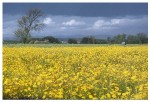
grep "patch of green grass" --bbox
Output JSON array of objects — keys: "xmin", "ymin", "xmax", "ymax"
[{"xmin": 3, "ymin": 44, "xmax": 146, "ymax": 48}]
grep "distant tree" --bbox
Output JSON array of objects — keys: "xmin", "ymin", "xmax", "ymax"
[
  {"xmin": 29, "ymin": 37, "xmax": 43, "ymax": 44},
  {"xmin": 68, "ymin": 38, "xmax": 77, "ymax": 44},
  {"xmin": 90, "ymin": 36, "xmax": 96, "ymax": 44},
  {"xmin": 30, "ymin": 37, "xmax": 43, "ymax": 41},
  {"xmin": 80, "ymin": 37, "xmax": 89, "ymax": 44},
  {"xmin": 114, "ymin": 33, "xmax": 126, "ymax": 44},
  {"xmin": 80, "ymin": 36, "xmax": 96, "ymax": 44},
  {"xmin": 3, "ymin": 40, "xmax": 20, "ymax": 44},
  {"xmin": 127, "ymin": 35, "xmax": 138, "ymax": 44},
  {"xmin": 42, "ymin": 36, "xmax": 60, "ymax": 43},
  {"xmin": 95, "ymin": 39, "xmax": 107, "ymax": 44},
  {"xmin": 107, "ymin": 37, "xmax": 111, "ymax": 44},
  {"xmin": 14, "ymin": 8, "xmax": 45, "ymax": 43},
  {"xmin": 136, "ymin": 33, "xmax": 148, "ymax": 44}
]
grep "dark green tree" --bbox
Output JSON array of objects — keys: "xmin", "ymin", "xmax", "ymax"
[
  {"xmin": 95, "ymin": 39, "xmax": 107, "ymax": 44},
  {"xmin": 80, "ymin": 36, "xmax": 96, "ymax": 44},
  {"xmin": 80, "ymin": 37, "xmax": 89, "ymax": 44},
  {"xmin": 42, "ymin": 36, "xmax": 60, "ymax": 43},
  {"xmin": 137, "ymin": 33, "xmax": 148, "ymax": 44},
  {"xmin": 114, "ymin": 34, "xmax": 126, "ymax": 44},
  {"xmin": 107, "ymin": 37, "xmax": 111, "ymax": 44},
  {"xmin": 68, "ymin": 38, "xmax": 77, "ymax": 44},
  {"xmin": 127, "ymin": 35, "xmax": 138, "ymax": 44}
]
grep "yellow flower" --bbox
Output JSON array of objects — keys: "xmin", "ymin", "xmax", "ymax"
[
  {"xmin": 24, "ymin": 89, "xmax": 28, "ymax": 92},
  {"xmin": 42, "ymin": 95, "xmax": 46, "ymax": 99},
  {"xmin": 106, "ymin": 93, "xmax": 111, "ymax": 98},
  {"xmin": 57, "ymin": 94, "xmax": 63, "ymax": 98},
  {"xmin": 37, "ymin": 82, "xmax": 41, "ymax": 85},
  {"xmin": 131, "ymin": 76, "xmax": 136, "ymax": 80},
  {"xmin": 28, "ymin": 87, "xmax": 31, "ymax": 91},
  {"xmin": 117, "ymin": 92, "xmax": 121, "ymax": 95},
  {"xmin": 93, "ymin": 97, "xmax": 97, "ymax": 100},
  {"xmin": 4, "ymin": 89, "xmax": 10, "ymax": 93},
  {"xmin": 44, "ymin": 92, "xmax": 48, "ymax": 95},
  {"xmin": 122, "ymin": 93, "xmax": 126, "ymax": 96},
  {"xmin": 112, "ymin": 94, "xmax": 117, "ymax": 98},
  {"xmin": 89, "ymin": 95, "xmax": 93, "ymax": 99},
  {"xmin": 33, "ymin": 84, "xmax": 37, "ymax": 88}
]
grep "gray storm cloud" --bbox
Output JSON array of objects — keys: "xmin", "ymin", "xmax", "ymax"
[{"xmin": 3, "ymin": 14, "xmax": 148, "ymax": 39}]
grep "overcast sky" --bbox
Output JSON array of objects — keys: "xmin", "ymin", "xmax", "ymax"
[{"xmin": 3, "ymin": 3, "xmax": 148, "ymax": 39}]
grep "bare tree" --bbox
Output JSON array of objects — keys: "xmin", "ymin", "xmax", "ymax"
[{"xmin": 14, "ymin": 8, "xmax": 45, "ymax": 43}]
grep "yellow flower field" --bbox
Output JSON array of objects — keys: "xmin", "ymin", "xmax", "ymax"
[{"xmin": 3, "ymin": 45, "xmax": 148, "ymax": 99}]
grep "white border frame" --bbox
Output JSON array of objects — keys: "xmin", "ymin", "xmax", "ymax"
[{"xmin": 0, "ymin": 0, "xmax": 149, "ymax": 102}]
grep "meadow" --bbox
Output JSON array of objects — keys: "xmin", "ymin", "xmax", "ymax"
[{"xmin": 3, "ymin": 44, "xmax": 148, "ymax": 99}]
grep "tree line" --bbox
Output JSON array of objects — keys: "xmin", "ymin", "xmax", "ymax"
[
  {"xmin": 79, "ymin": 33, "xmax": 148, "ymax": 44},
  {"xmin": 5, "ymin": 33, "xmax": 147, "ymax": 44}
]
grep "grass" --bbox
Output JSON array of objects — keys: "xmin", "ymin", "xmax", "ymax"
[{"xmin": 3, "ymin": 44, "xmax": 146, "ymax": 48}]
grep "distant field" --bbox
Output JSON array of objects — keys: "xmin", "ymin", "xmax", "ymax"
[
  {"xmin": 3, "ymin": 44, "xmax": 144, "ymax": 48},
  {"xmin": 3, "ymin": 44, "xmax": 148, "ymax": 99}
]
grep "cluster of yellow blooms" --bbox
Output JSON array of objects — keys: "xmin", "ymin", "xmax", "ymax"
[{"xmin": 3, "ymin": 45, "xmax": 148, "ymax": 99}]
